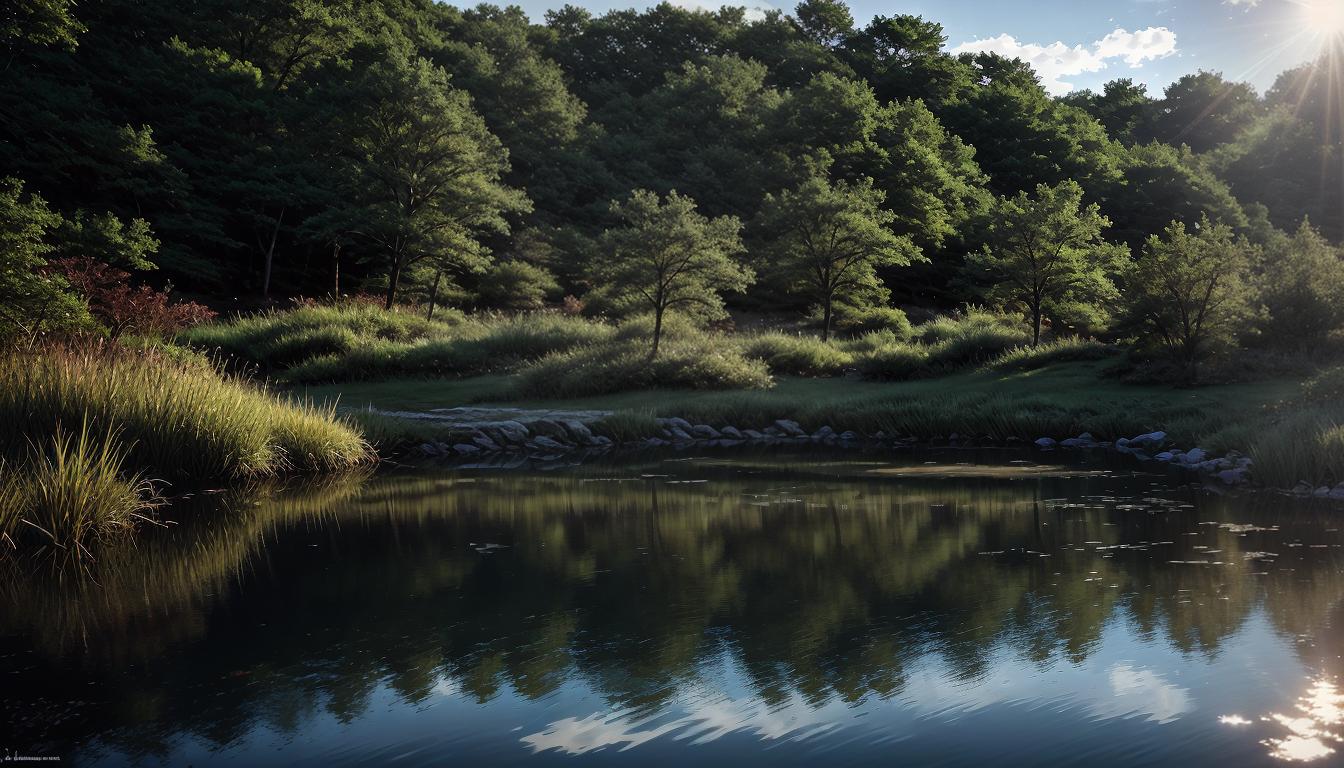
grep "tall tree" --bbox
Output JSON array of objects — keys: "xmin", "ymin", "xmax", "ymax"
[
  {"xmin": 592, "ymin": 190, "xmax": 751, "ymax": 356},
  {"xmin": 1143, "ymin": 71, "xmax": 1263, "ymax": 153},
  {"xmin": 753, "ymin": 171, "xmax": 917, "ymax": 341},
  {"xmin": 321, "ymin": 53, "xmax": 529, "ymax": 309},
  {"xmin": 966, "ymin": 181, "xmax": 1126, "ymax": 345},
  {"xmin": 0, "ymin": 178, "xmax": 86, "ymax": 341},
  {"xmin": 1123, "ymin": 217, "xmax": 1253, "ymax": 381}
]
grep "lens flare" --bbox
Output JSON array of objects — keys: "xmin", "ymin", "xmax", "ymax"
[{"xmin": 1303, "ymin": 0, "xmax": 1344, "ymax": 35}]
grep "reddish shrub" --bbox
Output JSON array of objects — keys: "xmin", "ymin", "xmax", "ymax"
[{"xmin": 48, "ymin": 257, "xmax": 216, "ymax": 339}]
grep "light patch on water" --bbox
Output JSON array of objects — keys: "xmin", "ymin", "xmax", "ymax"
[
  {"xmin": 1262, "ymin": 678, "xmax": 1344, "ymax": 762},
  {"xmin": 1103, "ymin": 664, "xmax": 1192, "ymax": 724},
  {"xmin": 866, "ymin": 465, "xmax": 1110, "ymax": 479},
  {"xmin": 1221, "ymin": 715, "xmax": 1253, "ymax": 726}
]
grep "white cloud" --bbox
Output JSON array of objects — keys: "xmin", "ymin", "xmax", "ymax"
[{"xmin": 949, "ymin": 26, "xmax": 1178, "ymax": 95}]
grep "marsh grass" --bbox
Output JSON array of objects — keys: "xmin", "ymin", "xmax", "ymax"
[
  {"xmin": 0, "ymin": 341, "xmax": 372, "ymax": 484},
  {"xmin": 0, "ymin": 420, "xmax": 158, "ymax": 559}
]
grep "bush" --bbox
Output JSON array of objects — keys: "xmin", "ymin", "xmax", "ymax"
[
  {"xmin": 0, "ymin": 341, "xmax": 371, "ymax": 484},
  {"xmin": 828, "ymin": 304, "xmax": 913, "ymax": 338},
  {"xmin": 857, "ymin": 343, "xmax": 931, "ymax": 381},
  {"xmin": 476, "ymin": 261, "xmax": 561, "ymax": 310},
  {"xmin": 740, "ymin": 332, "xmax": 853, "ymax": 376},
  {"xmin": 916, "ymin": 309, "xmax": 1032, "ymax": 368}
]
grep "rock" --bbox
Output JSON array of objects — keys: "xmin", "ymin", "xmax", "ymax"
[
  {"xmin": 644, "ymin": 437, "xmax": 669, "ymax": 448},
  {"xmin": 1316, "ymin": 486, "xmax": 1332, "ymax": 498},
  {"xmin": 1060, "ymin": 436, "xmax": 1099, "ymax": 448},
  {"xmin": 812, "ymin": 426, "xmax": 835, "ymax": 440},
  {"xmin": 529, "ymin": 419, "xmax": 570, "ymax": 440},
  {"xmin": 1292, "ymin": 482, "xmax": 1315, "ymax": 496},
  {"xmin": 1183, "ymin": 448, "xmax": 1207, "ymax": 464},
  {"xmin": 497, "ymin": 419, "xmax": 532, "ymax": 443},
  {"xmin": 775, "ymin": 419, "xmax": 806, "ymax": 437},
  {"xmin": 561, "ymin": 420, "xmax": 594, "ymax": 444},
  {"xmin": 721, "ymin": 426, "xmax": 744, "ymax": 440},
  {"xmin": 1330, "ymin": 484, "xmax": 1344, "ymax": 500},
  {"xmin": 762, "ymin": 426, "xmax": 782, "ymax": 437},
  {"xmin": 873, "ymin": 431, "xmax": 888, "ymax": 440},
  {"xmin": 690, "ymin": 424, "xmax": 721, "ymax": 439},
  {"xmin": 1218, "ymin": 468, "xmax": 1248, "ymax": 485},
  {"xmin": 472, "ymin": 435, "xmax": 501, "ymax": 452},
  {"xmin": 452, "ymin": 443, "xmax": 482, "ymax": 455},
  {"xmin": 1129, "ymin": 431, "xmax": 1167, "ymax": 448},
  {"xmin": 743, "ymin": 429, "xmax": 765, "ymax": 440},
  {"xmin": 1034, "ymin": 437, "xmax": 1057, "ymax": 449},
  {"xmin": 838, "ymin": 431, "xmax": 859, "ymax": 442},
  {"xmin": 666, "ymin": 417, "xmax": 693, "ymax": 432},
  {"xmin": 419, "ymin": 442, "xmax": 444, "ymax": 456},
  {"xmin": 590, "ymin": 435, "xmax": 613, "ymax": 447},
  {"xmin": 668, "ymin": 427, "xmax": 693, "ymax": 442},
  {"xmin": 1154, "ymin": 451, "xmax": 1175, "ymax": 462},
  {"xmin": 529, "ymin": 436, "xmax": 567, "ymax": 452}
]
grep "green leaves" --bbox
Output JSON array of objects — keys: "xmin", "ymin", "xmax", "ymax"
[
  {"xmin": 966, "ymin": 181, "xmax": 1126, "ymax": 344},
  {"xmin": 754, "ymin": 169, "xmax": 917, "ymax": 340},
  {"xmin": 592, "ymin": 190, "xmax": 752, "ymax": 354},
  {"xmin": 0, "ymin": 179, "xmax": 88, "ymax": 341}
]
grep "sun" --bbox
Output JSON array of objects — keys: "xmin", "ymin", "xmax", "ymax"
[{"xmin": 1302, "ymin": 0, "xmax": 1344, "ymax": 35}]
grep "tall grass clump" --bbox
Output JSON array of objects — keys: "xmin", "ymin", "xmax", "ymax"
[
  {"xmin": 516, "ymin": 315, "xmax": 772, "ymax": 398},
  {"xmin": 0, "ymin": 342, "xmax": 371, "ymax": 484},
  {"xmin": 0, "ymin": 421, "xmax": 158, "ymax": 557},
  {"xmin": 987, "ymin": 338, "xmax": 1116, "ymax": 372},
  {"xmin": 740, "ymin": 332, "xmax": 853, "ymax": 376},
  {"xmin": 857, "ymin": 342, "xmax": 931, "ymax": 381}
]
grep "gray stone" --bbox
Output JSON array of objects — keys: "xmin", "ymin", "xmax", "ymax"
[
  {"xmin": 530, "ymin": 419, "xmax": 569, "ymax": 440},
  {"xmin": 1218, "ymin": 468, "xmax": 1248, "ymax": 485},
  {"xmin": 743, "ymin": 429, "xmax": 765, "ymax": 439},
  {"xmin": 1330, "ymin": 485, "xmax": 1344, "ymax": 500},
  {"xmin": 493, "ymin": 421, "xmax": 531, "ymax": 443},
  {"xmin": 762, "ymin": 426, "xmax": 782, "ymax": 437},
  {"xmin": 1316, "ymin": 486, "xmax": 1332, "ymax": 498},
  {"xmin": 812, "ymin": 426, "xmax": 836, "ymax": 440},
  {"xmin": 529, "ymin": 435, "xmax": 567, "ymax": 451},
  {"xmin": 1129, "ymin": 431, "xmax": 1167, "ymax": 447},
  {"xmin": 668, "ymin": 427, "xmax": 693, "ymax": 442},
  {"xmin": 452, "ymin": 443, "xmax": 482, "ymax": 455},
  {"xmin": 1183, "ymin": 448, "xmax": 1207, "ymax": 464},
  {"xmin": 690, "ymin": 424, "xmax": 721, "ymax": 439},
  {"xmin": 1292, "ymin": 482, "xmax": 1315, "ymax": 496},
  {"xmin": 775, "ymin": 419, "xmax": 806, "ymax": 437},
  {"xmin": 644, "ymin": 437, "xmax": 669, "ymax": 448},
  {"xmin": 666, "ymin": 417, "xmax": 693, "ymax": 432},
  {"xmin": 1034, "ymin": 437, "xmax": 1057, "ymax": 449},
  {"xmin": 561, "ymin": 419, "xmax": 594, "ymax": 443},
  {"xmin": 590, "ymin": 435, "xmax": 613, "ymax": 447},
  {"xmin": 1154, "ymin": 451, "xmax": 1175, "ymax": 462},
  {"xmin": 721, "ymin": 426, "xmax": 744, "ymax": 439},
  {"xmin": 472, "ymin": 435, "xmax": 501, "ymax": 452},
  {"xmin": 838, "ymin": 431, "xmax": 859, "ymax": 442}
]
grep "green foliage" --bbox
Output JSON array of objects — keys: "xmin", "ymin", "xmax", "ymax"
[
  {"xmin": 476, "ymin": 260, "xmax": 561, "ymax": 311},
  {"xmin": 0, "ymin": 178, "xmax": 88, "ymax": 341},
  {"xmin": 1255, "ymin": 221, "xmax": 1344, "ymax": 351},
  {"xmin": 827, "ymin": 302, "xmax": 913, "ymax": 337},
  {"xmin": 965, "ymin": 181, "xmax": 1126, "ymax": 344},
  {"xmin": 591, "ymin": 190, "xmax": 752, "ymax": 356},
  {"xmin": 856, "ymin": 342, "xmax": 930, "ymax": 381},
  {"xmin": 1123, "ymin": 217, "xmax": 1254, "ymax": 381},
  {"xmin": 987, "ymin": 338, "xmax": 1117, "ymax": 372},
  {"xmin": 1143, "ymin": 71, "xmax": 1263, "ymax": 153},
  {"xmin": 754, "ymin": 171, "xmax": 917, "ymax": 340},
  {"xmin": 741, "ymin": 332, "xmax": 853, "ymax": 376}
]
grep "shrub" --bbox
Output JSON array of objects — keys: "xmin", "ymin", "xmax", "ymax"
[
  {"xmin": 916, "ymin": 309, "xmax": 1032, "ymax": 368},
  {"xmin": 0, "ymin": 341, "xmax": 371, "ymax": 484},
  {"xmin": 828, "ymin": 304, "xmax": 913, "ymax": 338},
  {"xmin": 50, "ymin": 256, "xmax": 215, "ymax": 339},
  {"xmin": 857, "ymin": 343, "xmax": 931, "ymax": 381},
  {"xmin": 476, "ymin": 261, "xmax": 561, "ymax": 310},
  {"xmin": 740, "ymin": 332, "xmax": 853, "ymax": 376}
]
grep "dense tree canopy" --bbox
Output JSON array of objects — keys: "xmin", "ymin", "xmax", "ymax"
[{"xmin": 0, "ymin": 0, "xmax": 1338, "ymax": 327}]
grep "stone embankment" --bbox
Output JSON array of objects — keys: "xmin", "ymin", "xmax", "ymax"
[{"xmin": 391, "ymin": 407, "xmax": 1266, "ymax": 488}]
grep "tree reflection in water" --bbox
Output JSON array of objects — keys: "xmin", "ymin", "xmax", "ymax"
[{"xmin": 2, "ymin": 450, "xmax": 1343, "ymax": 765}]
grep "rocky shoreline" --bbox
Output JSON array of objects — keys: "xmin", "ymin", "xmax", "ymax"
[{"xmin": 393, "ymin": 407, "xmax": 1287, "ymax": 490}]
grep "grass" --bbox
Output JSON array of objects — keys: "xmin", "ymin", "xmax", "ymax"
[{"xmin": 0, "ymin": 341, "xmax": 372, "ymax": 485}]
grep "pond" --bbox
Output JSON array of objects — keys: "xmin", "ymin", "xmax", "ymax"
[{"xmin": 4, "ymin": 448, "xmax": 1344, "ymax": 766}]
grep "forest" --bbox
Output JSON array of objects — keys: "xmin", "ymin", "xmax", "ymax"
[{"xmin": 4, "ymin": 0, "xmax": 1343, "ymax": 362}]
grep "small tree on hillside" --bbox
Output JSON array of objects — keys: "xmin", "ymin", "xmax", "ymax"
[
  {"xmin": 754, "ymin": 172, "xmax": 918, "ymax": 342},
  {"xmin": 1125, "ymin": 217, "xmax": 1253, "ymax": 382},
  {"xmin": 966, "ymin": 181, "xmax": 1126, "ymax": 345},
  {"xmin": 592, "ymin": 190, "xmax": 752, "ymax": 357}
]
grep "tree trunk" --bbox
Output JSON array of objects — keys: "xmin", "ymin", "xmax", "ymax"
[
  {"xmin": 426, "ymin": 269, "xmax": 442, "ymax": 321},
  {"xmin": 821, "ymin": 295, "xmax": 833, "ymax": 343},
  {"xmin": 1031, "ymin": 306, "xmax": 1042, "ymax": 346},
  {"xmin": 261, "ymin": 207, "xmax": 285, "ymax": 298},
  {"xmin": 384, "ymin": 256, "xmax": 402, "ymax": 311},
  {"xmin": 330, "ymin": 242, "xmax": 341, "ymax": 298},
  {"xmin": 652, "ymin": 305, "xmax": 664, "ymax": 358}
]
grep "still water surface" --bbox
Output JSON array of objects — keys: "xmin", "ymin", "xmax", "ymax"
[{"xmin": 4, "ymin": 449, "xmax": 1344, "ymax": 766}]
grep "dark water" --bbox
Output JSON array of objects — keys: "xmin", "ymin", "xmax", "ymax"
[{"xmin": 5, "ymin": 449, "xmax": 1344, "ymax": 766}]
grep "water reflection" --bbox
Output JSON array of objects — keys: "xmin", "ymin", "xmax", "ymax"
[
  {"xmin": 1, "ymin": 450, "xmax": 1343, "ymax": 766},
  {"xmin": 1263, "ymin": 678, "xmax": 1344, "ymax": 762}
]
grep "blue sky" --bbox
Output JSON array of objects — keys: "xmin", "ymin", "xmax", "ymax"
[{"xmin": 505, "ymin": 0, "xmax": 1341, "ymax": 97}]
